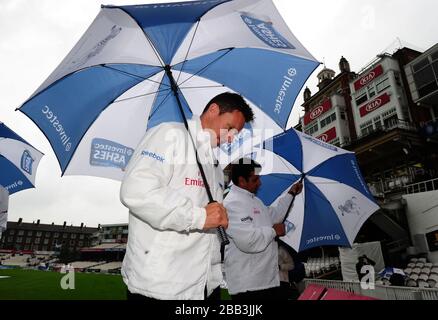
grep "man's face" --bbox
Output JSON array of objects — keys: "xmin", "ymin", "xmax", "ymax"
[
  {"xmin": 202, "ymin": 103, "xmax": 246, "ymax": 147},
  {"xmin": 239, "ymin": 170, "xmax": 261, "ymax": 194}
]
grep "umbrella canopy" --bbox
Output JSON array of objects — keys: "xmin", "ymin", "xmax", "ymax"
[
  {"xmin": 251, "ymin": 128, "xmax": 380, "ymax": 252},
  {"xmin": 378, "ymin": 267, "xmax": 406, "ymax": 280},
  {"xmin": 0, "ymin": 122, "xmax": 43, "ymax": 195},
  {"xmin": 18, "ymin": 0, "xmax": 318, "ymax": 180}
]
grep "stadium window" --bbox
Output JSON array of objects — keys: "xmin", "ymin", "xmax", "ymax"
[
  {"xmin": 71, "ymin": 234, "xmax": 77, "ymax": 239},
  {"xmin": 376, "ymin": 77, "xmax": 390, "ymax": 93},
  {"xmin": 8, "ymin": 236, "xmax": 13, "ymax": 242},
  {"xmin": 384, "ymin": 115, "xmax": 399, "ymax": 128},
  {"xmin": 79, "ymin": 234, "xmax": 84, "ymax": 240},
  {"xmin": 25, "ymin": 237, "xmax": 32, "ymax": 244},
  {"xmin": 63, "ymin": 233, "xmax": 68, "ymax": 239},
  {"xmin": 54, "ymin": 233, "xmax": 59, "ymax": 238},
  {"xmin": 361, "ymin": 125, "xmax": 374, "ymax": 136},
  {"xmin": 10, "ymin": 230, "xmax": 15, "ymax": 235},
  {"xmin": 18, "ymin": 230, "xmax": 24, "ymax": 236},
  {"xmin": 36, "ymin": 232, "xmax": 42, "ymax": 237},
  {"xmin": 35, "ymin": 238, "xmax": 41, "ymax": 244},
  {"xmin": 27, "ymin": 231, "xmax": 33, "ymax": 236},
  {"xmin": 355, "ymin": 92, "xmax": 368, "ymax": 106},
  {"xmin": 44, "ymin": 239, "xmax": 49, "ymax": 245},
  {"xmin": 17, "ymin": 237, "xmax": 23, "ymax": 243},
  {"xmin": 368, "ymin": 85, "xmax": 376, "ymax": 98}
]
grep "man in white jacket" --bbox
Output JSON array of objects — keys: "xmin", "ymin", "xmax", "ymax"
[
  {"xmin": 224, "ymin": 159, "xmax": 302, "ymax": 300},
  {"xmin": 120, "ymin": 93, "xmax": 254, "ymax": 300}
]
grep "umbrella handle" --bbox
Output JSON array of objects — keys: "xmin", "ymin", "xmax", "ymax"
[
  {"xmin": 282, "ymin": 194, "xmax": 297, "ymax": 224},
  {"xmin": 209, "ymin": 201, "xmax": 230, "ymax": 246},
  {"xmin": 282, "ymin": 177, "xmax": 305, "ymax": 224}
]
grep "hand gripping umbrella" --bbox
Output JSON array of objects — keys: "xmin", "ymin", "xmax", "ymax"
[
  {"xmin": 0, "ymin": 122, "xmax": 43, "ymax": 195},
  {"xmin": 18, "ymin": 0, "xmax": 318, "ymax": 247},
  {"xmin": 251, "ymin": 128, "xmax": 380, "ymax": 252}
]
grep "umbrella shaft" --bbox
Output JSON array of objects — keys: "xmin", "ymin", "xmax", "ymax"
[{"xmin": 164, "ymin": 66, "xmax": 229, "ymax": 248}]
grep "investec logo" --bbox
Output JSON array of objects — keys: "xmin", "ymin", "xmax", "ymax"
[
  {"xmin": 365, "ymin": 98, "xmax": 382, "ymax": 112},
  {"xmin": 21, "ymin": 150, "xmax": 34, "ymax": 175},
  {"xmin": 90, "ymin": 138, "xmax": 134, "ymax": 170},
  {"xmin": 220, "ymin": 129, "xmax": 251, "ymax": 155},
  {"xmin": 5, "ymin": 180, "xmax": 23, "ymax": 192},
  {"xmin": 140, "ymin": 0, "xmax": 222, "ymax": 9},
  {"xmin": 41, "ymin": 106, "xmax": 72, "ymax": 152},
  {"xmin": 310, "ymin": 106, "xmax": 324, "ymax": 120},
  {"xmin": 241, "ymin": 15, "xmax": 295, "ymax": 49},
  {"xmin": 303, "ymin": 135, "xmax": 338, "ymax": 152},
  {"xmin": 307, "ymin": 234, "xmax": 341, "ymax": 246},
  {"xmin": 274, "ymin": 68, "xmax": 297, "ymax": 114}
]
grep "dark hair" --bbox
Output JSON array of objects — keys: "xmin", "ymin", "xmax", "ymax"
[
  {"xmin": 202, "ymin": 92, "xmax": 254, "ymax": 123},
  {"xmin": 231, "ymin": 158, "xmax": 261, "ymax": 185}
]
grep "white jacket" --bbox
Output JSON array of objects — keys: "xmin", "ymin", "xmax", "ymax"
[
  {"xmin": 120, "ymin": 117, "xmax": 224, "ymax": 300},
  {"xmin": 223, "ymin": 185, "xmax": 293, "ymax": 295}
]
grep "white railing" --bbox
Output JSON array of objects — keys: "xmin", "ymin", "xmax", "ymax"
[
  {"xmin": 406, "ymin": 178, "xmax": 438, "ymax": 194},
  {"xmin": 303, "ymin": 279, "xmax": 438, "ymax": 300}
]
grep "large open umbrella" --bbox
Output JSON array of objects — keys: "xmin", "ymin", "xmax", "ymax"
[
  {"xmin": 18, "ymin": 0, "xmax": 318, "ymax": 179},
  {"xmin": 0, "ymin": 122, "xmax": 43, "ymax": 195},
  {"xmin": 251, "ymin": 128, "xmax": 380, "ymax": 252},
  {"xmin": 17, "ymin": 0, "xmax": 318, "ymax": 245}
]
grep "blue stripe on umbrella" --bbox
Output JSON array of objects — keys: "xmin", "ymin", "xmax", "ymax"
[
  {"xmin": 174, "ymin": 48, "xmax": 319, "ymax": 129},
  {"xmin": 262, "ymin": 129, "xmax": 303, "ymax": 173},
  {"xmin": 299, "ymin": 180, "xmax": 350, "ymax": 251},
  {"xmin": 147, "ymin": 77, "xmax": 193, "ymax": 130},
  {"xmin": 0, "ymin": 156, "xmax": 34, "ymax": 195},
  {"xmin": 0, "ymin": 124, "xmax": 28, "ymax": 145},
  {"xmin": 20, "ymin": 64, "xmax": 161, "ymax": 172},
  {"xmin": 118, "ymin": 0, "xmax": 231, "ymax": 65},
  {"xmin": 257, "ymin": 173, "xmax": 301, "ymax": 206},
  {"xmin": 308, "ymin": 153, "xmax": 376, "ymax": 203}
]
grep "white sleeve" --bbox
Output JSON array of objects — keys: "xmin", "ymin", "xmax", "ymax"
[
  {"xmin": 268, "ymin": 190, "xmax": 294, "ymax": 224},
  {"xmin": 120, "ymin": 125, "xmax": 206, "ymax": 232},
  {"xmin": 225, "ymin": 199, "xmax": 276, "ymax": 254}
]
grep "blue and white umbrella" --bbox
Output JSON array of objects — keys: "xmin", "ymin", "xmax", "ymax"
[
  {"xmin": 251, "ymin": 128, "xmax": 380, "ymax": 252},
  {"xmin": 0, "ymin": 122, "xmax": 43, "ymax": 195},
  {"xmin": 378, "ymin": 267, "xmax": 406, "ymax": 280},
  {"xmin": 18, "ymin": 0, "xmax": 318, "ymax": 180}
]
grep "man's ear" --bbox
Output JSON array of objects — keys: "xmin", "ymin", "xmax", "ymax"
[
  {"xmin": 238, "ymin": 176, "xmax": 246, "ymax": 188},
  {"xmin": 208, "ymin": 103, "xmax": 220, "ymax": 116}
]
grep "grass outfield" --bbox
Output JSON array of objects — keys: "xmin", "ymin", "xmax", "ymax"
[
  {"xmin": 0, "ymin": 268, "xmax": 231, "ymax": 300},
  {"xmin": 0, "ymin": 268, "xmax": 126, "ymax": 300}
]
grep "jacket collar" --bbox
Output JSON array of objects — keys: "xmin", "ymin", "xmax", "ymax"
[{"xmin": 231, "ymin": 184, "xmax": 255, "ymax": 198}]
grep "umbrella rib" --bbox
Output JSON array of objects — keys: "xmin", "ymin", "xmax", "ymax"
[
  {"xmin": 306, "ymin": 154, "xmax": 350, "ymax": 177},
  {"xmin": 175, "ymin": 20, "xmax": 200, "ymax": 85},
  {"xmin": 179, "ymin": 85, "xmax": 225, "ymax": 90},
  {"xmin": 113, "ymin": 88, "xmax": 171, "ymax": 104},
  {"xmin": 147, "ymin": 90, "xmax": 174, "ymax": 120},
  {"xmin": 268, "ymin": 173, "xmax": 300, "ymax": 182},
  {"xmin": 176, "ymin": 48, "xmax": 233, "ymax": 87},
  {"xmin": 102, "ymin": 65, "xmax": 168, "ymax": 87}
]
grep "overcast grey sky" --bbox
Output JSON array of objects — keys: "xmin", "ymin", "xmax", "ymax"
[{"xmin": 1, "ymin": 0, "xmax": 438, "ymax": 228}]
